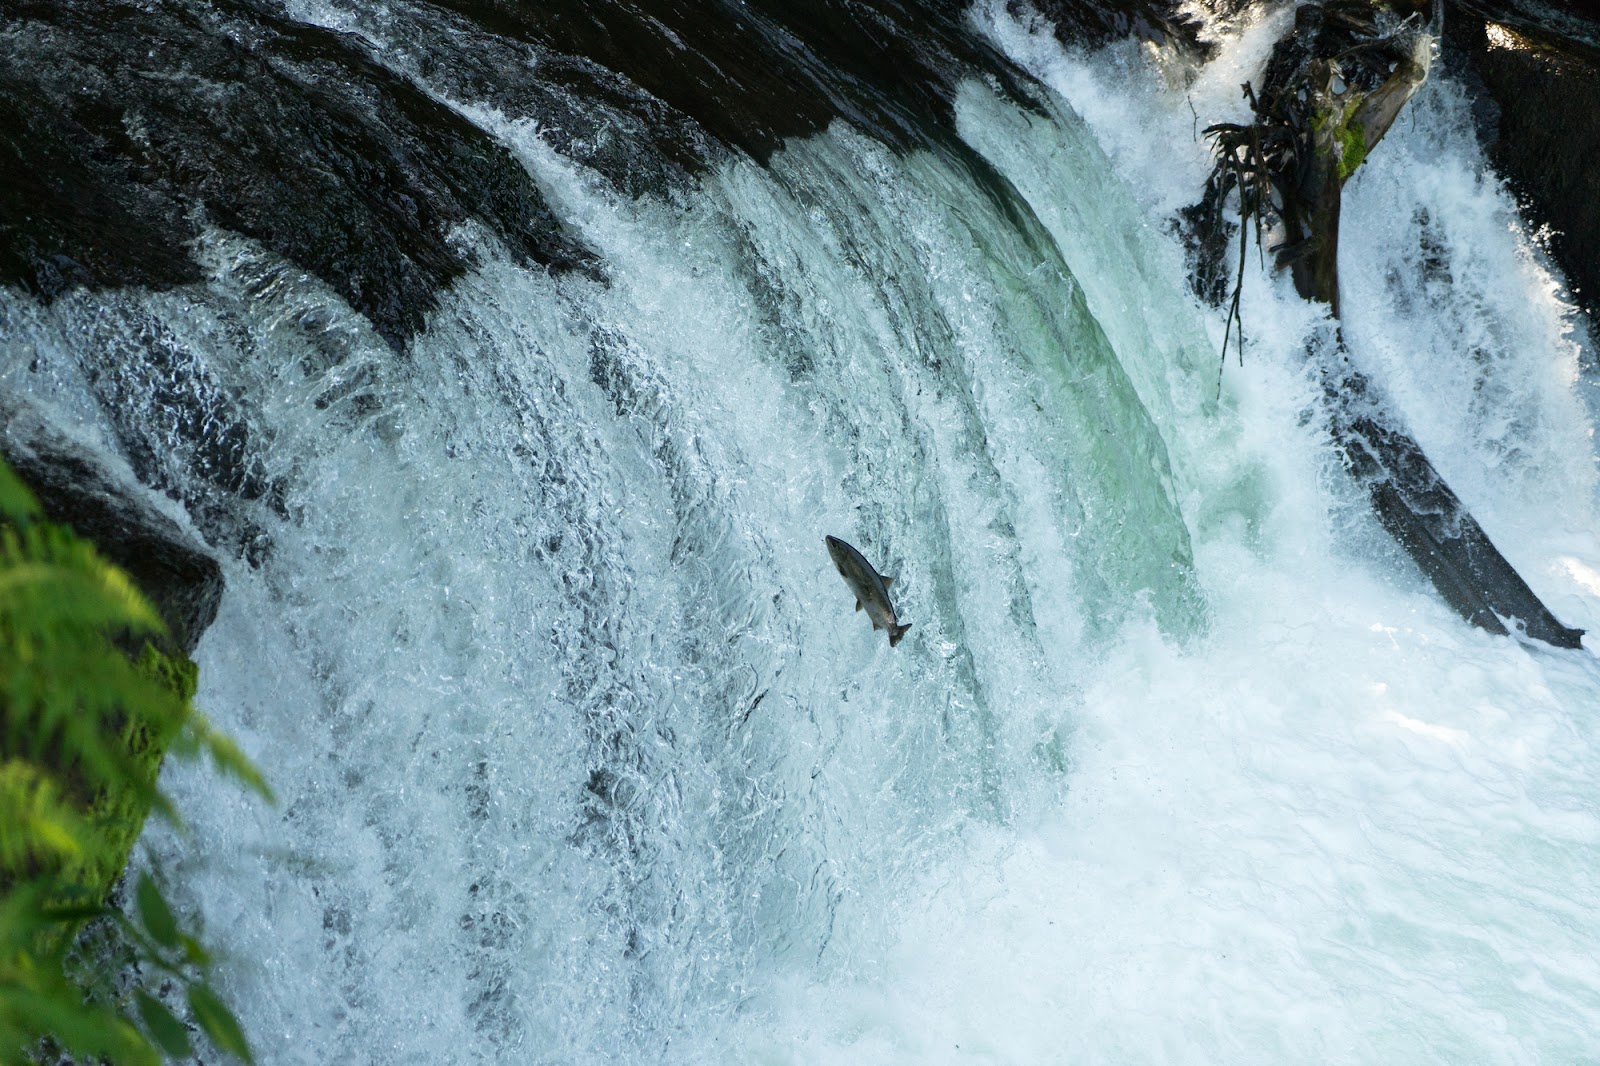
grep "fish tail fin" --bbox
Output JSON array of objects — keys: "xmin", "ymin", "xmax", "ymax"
[{"xmin": 889, "ymin": 622, "xmax": 911, "ymax": 648}]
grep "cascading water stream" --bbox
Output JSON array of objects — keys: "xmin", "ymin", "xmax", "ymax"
[{"xmin": 3, "ymin": 0, "xmax": 1600, "ymax": 1061}]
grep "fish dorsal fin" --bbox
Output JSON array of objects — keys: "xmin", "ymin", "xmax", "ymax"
[
  {"xmin": 881, "ymin": 576, "xmax": 894, "ymax": 589},
  {"xmin": 854, "ymin": 599, "xmax": 863, "ymax": 612}
]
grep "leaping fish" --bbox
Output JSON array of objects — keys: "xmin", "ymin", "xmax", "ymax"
[{"xmin": 826, "ymin": 535, "xmax": 911, "ymax": 648}]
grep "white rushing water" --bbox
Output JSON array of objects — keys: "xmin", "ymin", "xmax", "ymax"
[{"xmin": 5, "ymin": 1, "xmax": 1600, "ymax": 1061}]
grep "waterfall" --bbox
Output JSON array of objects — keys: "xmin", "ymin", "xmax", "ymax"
[{"xmin": 4, "ymin": 0, "xmax": 1600, "ymax": 1061}]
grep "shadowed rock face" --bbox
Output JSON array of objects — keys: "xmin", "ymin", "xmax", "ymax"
[
  {"xmin": 2, "ymin": 402, "xmax": 224, "ymax": 656},
  {"xmin": 0, "ymin": 0, "xmax": 597, "ymax": 351},
  {"xmin": 0, "ymin": 0, "xmax": 1054, "ymax": 351},
  {"xmin": 420, "ymin": 0, "xmax": 1038, "ymax": 163},
  {"xmin": 1011, "ymin": 0, "xmax": 1221, "ymax": 53},
  {"xmin": 1443, "ymin": 3, "xmax": 1600, "ymax": 346}
]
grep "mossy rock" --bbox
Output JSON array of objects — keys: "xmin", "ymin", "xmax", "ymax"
[
  {"xmin": 62, "ymin": 643, "xmax": 198, "ymax": 906},
  {"xmin": 2, "ymin": 640, "xmax": 197, "ymax": 971},
  {"xmin": 1310, "ymin": 102, "xmax": 1369, "ymax": 183},
  {"xmin": 1335, "ymin": 120, "xmax": 1367, "ymax": 181}
]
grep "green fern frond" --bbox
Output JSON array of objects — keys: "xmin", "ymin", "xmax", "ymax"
[
  {"xmin": 0, "ymin": 523, "xmax": 164, "ymax": 637},
  {"xmin": 0, "ymin": 465, "xmax": 40, "ymax": 525},
  {"xmin": 0, "ymin": 761, "xmax": 89, "ymax": 873},
  {"xmin": 0, "ymin": 451, "xmax": 265, "ymax": 1064}
]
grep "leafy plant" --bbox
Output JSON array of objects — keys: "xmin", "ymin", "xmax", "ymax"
[{"xmin": 0, "ymin": 454, "xmax": 270, "ymax": 1063}]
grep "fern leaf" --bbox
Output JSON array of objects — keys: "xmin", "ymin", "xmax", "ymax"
[
  {"xmin": 0, "ymin": 760, "xmax": 89, "ymax": 873},
  {"xmin": 0, "ymin": 463, "xmax": 39, "ymax": 523}
]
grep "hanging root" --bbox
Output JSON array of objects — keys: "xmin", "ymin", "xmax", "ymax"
[
  {"xmin": 1184, "ymin": 1, "xmax": 1442, "ymax": 393},
  {"xmin": 1197, "ymin": 86, "xmax": 1292, "ymax": 390}
]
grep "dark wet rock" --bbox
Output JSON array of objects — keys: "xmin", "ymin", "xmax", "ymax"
[
  {"xmin": 0, "ymin": 0, "xmax": 596, "ymax": 351},
  {"xmin": 1, "ymin": 400, "xmax": 224, "ymax": 655},
  {"xmin": 1328, "ymin": 360, "xmax": 1584, "ymax": 649},
  {"xmin": 0, "ymin": 0, "xmax": 1060, "ymax": 346},
  {"xmin": 1013, "ymin": 0, "xmax": 1220, "ymax": 53},
  {"xmin": 1443, "ymin": 3, "xmax": 1600, "ymax": 342},
  {"xmin": 1452, "ymin": 0, "xmax": 1600, "ymax": 53},
  {"xmin": 424, "ymin": 0, "xmax": 1045, "ymax": 165},
  {"xmin": 305, "ymin": 0, "xmax": 717, "ymax": 202}
]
